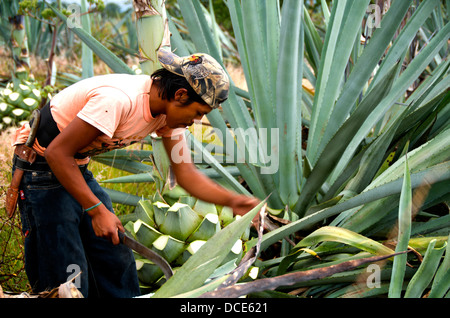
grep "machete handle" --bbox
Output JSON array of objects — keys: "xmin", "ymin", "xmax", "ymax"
[
  {"xmin": 118, "ymin": 230, "xmax": 125, "ymax": 244},
  {"xmin": 26, "ymin": 109, "xmax": 41, "ymax": 147}
]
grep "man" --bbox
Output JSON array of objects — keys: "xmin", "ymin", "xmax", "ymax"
[{"xmin": 9, "ymin": 49, "xmax": 259, "ymax": 297}]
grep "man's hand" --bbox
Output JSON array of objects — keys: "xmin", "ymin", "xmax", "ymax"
[
  {"xmin": 229, "ymin": 195, "xmax": 261, "ymax": 225},
  {"xmin": 88, "ymin": 204, "xmax": 124, "ymax": 245}
]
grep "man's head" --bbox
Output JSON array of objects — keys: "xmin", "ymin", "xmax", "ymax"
[{"xmin": 156, "ymin": 49, "xmax": 230, "ymax": 109}]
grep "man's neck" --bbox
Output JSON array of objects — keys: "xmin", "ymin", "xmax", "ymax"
[{"xmin": 148, "ymin": 80, "xmax": 166, "ymax": 116}]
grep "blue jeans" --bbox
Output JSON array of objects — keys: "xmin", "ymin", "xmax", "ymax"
[{"xmin": 14, "ymin": 165, "xmax": 141, "ymax": 298}]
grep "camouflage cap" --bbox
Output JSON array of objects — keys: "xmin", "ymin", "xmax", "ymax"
[{"xmin": 158, "ymin": 49, "xmax": 230, "ymax": 109}]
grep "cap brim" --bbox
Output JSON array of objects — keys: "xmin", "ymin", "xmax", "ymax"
[{"xmin": 158, "ymin": 49, "xmax": 184, "ymax": 77}]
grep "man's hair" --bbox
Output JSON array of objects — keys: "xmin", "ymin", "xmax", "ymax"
[{"xmin": 151, "ymin": 68, "xmax": 208, "ymax": 106}]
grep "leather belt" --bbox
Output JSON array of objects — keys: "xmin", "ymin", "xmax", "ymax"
[
  {"xmin": 13, "ymin": 153, "xmax": 50, "ymax": 171},
  {"xmin": 13, "ymin": 154, "xmax": 88, "ymax": 173}
]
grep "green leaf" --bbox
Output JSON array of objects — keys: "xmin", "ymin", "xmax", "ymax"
[
  {"xmin": 389, "ymin": 154, "xmax": 412, "ymax": 298},
  {"xmin": 80, "ymin": 0, "xmax": 94, "ymax": 78},
  {"xmin": 102, "ymin": 187, "xmax": 141, "ymax": 206},
  {"xmin": 428, "ymin": 236, "xmax": 450, "ymax": 298},
  {"xmin": 276, "ymin": 0, "xmax": 303, "ymax": 206},
  {"xmin": 295, "ymin": 226, "xmax": 395, "ymax": 256},
  {"xmin": 404, "ymin": 239, "xmax": 447, "ymax": 298}
]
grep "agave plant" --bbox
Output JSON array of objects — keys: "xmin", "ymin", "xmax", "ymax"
[{"xmin": 149, "ymin": 0, "xmax": 450, "ymax": 298}]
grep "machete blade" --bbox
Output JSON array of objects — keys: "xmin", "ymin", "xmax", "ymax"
[{"xmin": 118, "ymin": 231, "xmax": 174, "ymax": 280}]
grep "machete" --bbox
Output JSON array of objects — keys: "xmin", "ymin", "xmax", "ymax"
[{"xmin": 118, "ymin": 231, "xmax": 173, "ymax": 280}]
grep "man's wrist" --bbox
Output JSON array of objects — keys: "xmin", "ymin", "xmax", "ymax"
[{"xmin": 85, "ymin": 201, "xmax": 102, "ymax": 212}]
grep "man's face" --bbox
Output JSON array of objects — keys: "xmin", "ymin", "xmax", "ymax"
[{"xmin": 166, "ymin": 100, "xmax": 212, "ymax": 129}]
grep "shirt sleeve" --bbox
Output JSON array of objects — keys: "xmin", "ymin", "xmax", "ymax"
[{"xmin": 77, "ymin": 87, "xmax": 131, "ymax": 138}]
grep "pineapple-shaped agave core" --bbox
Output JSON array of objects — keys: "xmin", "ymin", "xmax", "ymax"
[
  {"xmin": 0, "ymin": 80, "xmax": 41, "ymax": 130},
  {"xmin": 126, "ymin": 185, "xmax": 249, "ymax": 290}
]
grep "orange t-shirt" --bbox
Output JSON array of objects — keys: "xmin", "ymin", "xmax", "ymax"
[{"xmin": 13, "ymin": 74, "xmax": 184, "ymax": 164}]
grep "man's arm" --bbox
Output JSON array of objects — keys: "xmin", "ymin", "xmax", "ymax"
[
  {"xmin": 44, "ymin": 117, "xmax": 124, "ymax": 245},
  {"xmin": 162, "ymin": 134, "xmax": 260, "ymax": 217}
]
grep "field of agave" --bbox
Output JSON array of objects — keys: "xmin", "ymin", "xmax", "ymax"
[{"xmin": 1, "ymin": 0, "xmax": 449, "ymax": 298}]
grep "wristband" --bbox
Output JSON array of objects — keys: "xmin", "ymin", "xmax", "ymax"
[{"xmin": 85, "ymin": 202, "xmax": 102, "ymax": 212}]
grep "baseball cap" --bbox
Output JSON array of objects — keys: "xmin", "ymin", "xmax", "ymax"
[{"xmin": 158, "ymin": 49, "xmax": 230, "ymax": 109}]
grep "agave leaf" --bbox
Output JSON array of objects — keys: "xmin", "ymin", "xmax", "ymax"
[
  {"xmin": 303, "ymin": 5, "xmax": 323, "ymax": 73},
  {"xmin": 94, "ymin": 149, "xmax": 153, "ymax": 161},
  {"xmin": 428, "ymin": 236, "xmax": 450, "ymax": 298},
  {"xmin": 389, "ymin": 155, "xmax": 412, "ymax": 298},
  {"xmin": 80, "ymin": 0, "xmax": 93, "ymax": 78},
  {"xmin": 187, "ymin": 132, "xmax": 250, "ymax": 195},
  {"xmin": 92, "ymin": 157, "xmax": 152, "ymax": 174},
  {"xmin": 172, "ymin": 275, "xmax": 230, "ymax": 298},
  {"xmin": 101, "ymin": 187, "xmax": 141, "ymax": 206},
  {"xmin": 295, "ymin": 226, "xmax": 395, "ymax": 256},
  {"xmin": 101, "ymin": 173, "xmax": 154, "ymax": 184},
  {"xmin": 404, "ymin": 239, "xmax": 447, "ymax": 298},
  {"xmin": 338, "ymin": 128, "xmax": 450, "ymax": 233},
  {"xmin": 370, "ymin": 0, "xmax": 441, "ymax": 89},
  {"xmin": 276, "ymin": 0, "xmax": 303, "ymax": 207},
  {"xmin": 330, "ymin": 21, "xmax": 450, "ymax": 186},
  {"xmin": 177, "ymin": 0, "xmax": 222, "ymax": 61}
]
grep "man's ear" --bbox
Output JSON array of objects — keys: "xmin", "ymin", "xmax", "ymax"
[{"xmin": 174, "ymin": 88, "xmax": 189, "ymax": 104}]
